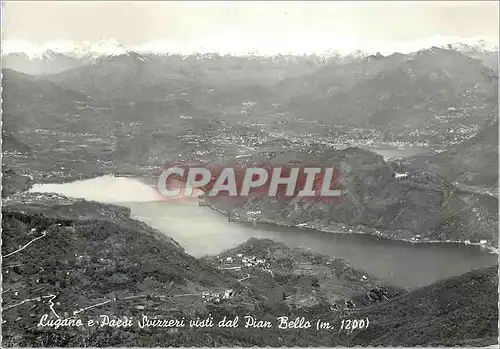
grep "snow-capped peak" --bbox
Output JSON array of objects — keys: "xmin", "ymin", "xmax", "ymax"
[
  {"xmin": 444, "ymin": 39, "xmax": 499, "ymax": 53},
  {"xmin": 2, "ymin": 36, "xmax": 498, "ymax": 61},
  {"xmin": 71, "ymin": 38, "xmax": 128, "ymax": 60},
  {"xmin": 2, "ymin": 38, "xmax": 128, "ymax": 60}
]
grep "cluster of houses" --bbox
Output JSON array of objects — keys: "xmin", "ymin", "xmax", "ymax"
[
  {"xmin": 217, "ymin": 254, "xmax": 274, "ymax": 278},
  {"xmin": 238, "ymin": 254, "xmax": 267, "ymax": 267},
  {"xmin": 221, "ymin": 254, "xmax": 268, "ymax": 268},
  {"xmin": 211, "ymin": 251, "xmax": 278, "ymax": 283},
  {"xmin": 201, "ymin": 289, "xmax": 235, "ymax": 304}
]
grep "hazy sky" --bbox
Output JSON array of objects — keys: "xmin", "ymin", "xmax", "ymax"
[{"xmin": 2, "ymin": 1, "xmax": 499, "ymax": 54}]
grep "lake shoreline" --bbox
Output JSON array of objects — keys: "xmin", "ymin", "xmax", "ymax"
[
  {"xmin": 24, "ymin": 173, "xmax": 498, "ymax": 256},
  {"xmin": 26, "ymin": 175, "xmax": 498, "ymax": 288},
  {"xmin": 203, "ymin": 198, "xmax": 499, "ymax": 255}
]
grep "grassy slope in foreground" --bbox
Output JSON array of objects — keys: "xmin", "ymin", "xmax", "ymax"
[
  {"xmin": 342, "ymin": 265, "xmax": 498, "ymax": 347},
  {"xmin": 1, "ymin": 193, "xmax": 498, "ymax": 346}
]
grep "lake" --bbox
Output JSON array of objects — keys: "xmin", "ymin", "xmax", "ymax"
[{"xmin": 30, "ymin": 175, "xmax": 497, "ymax": 289}]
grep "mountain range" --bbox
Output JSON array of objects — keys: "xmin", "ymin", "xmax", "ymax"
[
  {"xmin": 2, "ymin": 38, "xmax": 498, "ymax": 75},
  {"xmin": 3, "ymin": 43, "xmax": 497, "ymax": 150},
  {"xmin": 2, "ymin": 41, "xmax": 498, "ymax": 244},
  {"xmin": 1, "ymin": 36, "xmax": 498, "ymax": 346}
]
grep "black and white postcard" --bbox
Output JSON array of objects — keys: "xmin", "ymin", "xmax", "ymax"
[{"xmin": 1, "ymin": 1, "xmax": 498, "ymax": 347}]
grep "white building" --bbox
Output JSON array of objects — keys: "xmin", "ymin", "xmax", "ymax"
[
  {"xmin": 223, "ymin": 289, "xmax": 234, "ymax": 299},
  {"xmin": 394, "ymin": 172, "xmax": 408, "ymax": 179}
]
